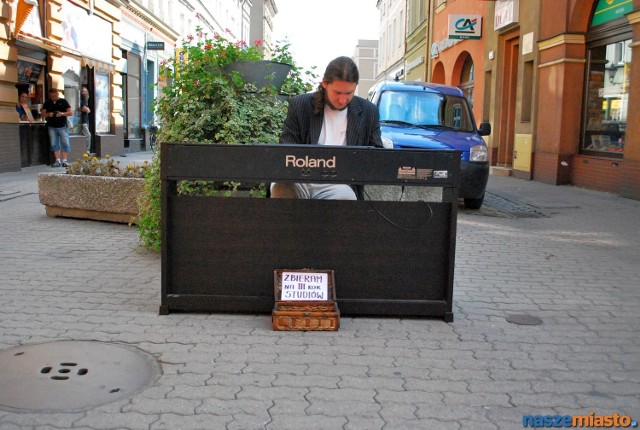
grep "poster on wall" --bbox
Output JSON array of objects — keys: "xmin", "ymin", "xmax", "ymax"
[
  {"xmin": 17, "ymin": 60, "xmax": 43, "ymax": 83},
  {"xmin": 95, "ymin": 74, "xmax": 111, "ymax": 134},
  {"xmin": 61, "ymin": 0, "xmax": 112, "ymax": 63},
  {"xmin": 19, "ymin": 2, "xmax": 43, "ymax": 37}
]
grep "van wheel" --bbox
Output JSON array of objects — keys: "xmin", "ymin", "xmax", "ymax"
[{"xmin": 464, "ymin": 194, "xmax": 484, "ymax": 210}]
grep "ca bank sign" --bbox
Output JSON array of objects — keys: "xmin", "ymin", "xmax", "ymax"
[{"xmin": 448, "ymin": 15, "xmax": 482, "ymax": 40}]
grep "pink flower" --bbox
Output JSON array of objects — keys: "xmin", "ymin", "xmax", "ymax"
[
  {"xmin": 187, "ymin": 34, "xmax": 194, "ymax": 41},
  {"xmin": 197, "ymin": 31, "xmax": 203, "ymax": 39},
  {"xmin": 225, "ymin": 28, "xmax": 232, "ymax": 34},
  {"xmin": 254, "ymin": 39, "xmax": 262, "ymax": 46},
  {"xmin": 195, "ymin": 12, "xmax": 201, "ymax": 19},
  {"xmin": 214, "ymin": 34, "xmax": 220, "ymax": 40}
]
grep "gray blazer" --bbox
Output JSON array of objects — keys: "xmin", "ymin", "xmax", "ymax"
[{"xmin": 280, "ymin": 92, "xmax": 383, "ymax": 148}]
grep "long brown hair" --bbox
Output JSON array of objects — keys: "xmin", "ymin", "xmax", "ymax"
[{"xmin": 312, "ymin": 56, "xmax": 359, "ymax": 114}]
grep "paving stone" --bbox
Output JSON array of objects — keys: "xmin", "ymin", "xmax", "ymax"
[
  {"xmin": 266, "ymin": 415, "xmax": 347, "ymax": 430},
  {"xmin": 74, "ymin": 411, "xmax": 158, "ymax": 429},
  {"xmin": 236, "ymin": 385, "xmax": 309, "ymax": 401},
  {"xmin": 196, "ymin": 398, "xmax": 273, "ymax": 416},
  {"xmin": 150, "ymin": 413, "xmax": 230, "ymax": 430},
  {"xmin": 306, "ymin": 400, "xmax": 381, "ymax": 418},
  {"xmin": 338, "ymin": 375, "xmax": 405, "ymax": 391},
  {"xmin": 272, "ymin": 374, "xmax": 340, "ymax": 389},
  {"xmin": 1, "ymin": 166, "xmax": 639, "ymax": 429}
]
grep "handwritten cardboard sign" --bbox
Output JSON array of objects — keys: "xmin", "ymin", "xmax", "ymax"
[{"xmin": 280, "ymin": 271, "xmax": 329, "ymax": 301}]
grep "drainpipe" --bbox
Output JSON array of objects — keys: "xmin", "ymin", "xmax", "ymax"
[{"xmin": 426, "ymin": 0, "xmax": 434, "ymax": 82}]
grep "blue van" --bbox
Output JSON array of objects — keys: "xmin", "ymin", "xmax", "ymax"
[{"xmin": 368, "ymin": 80, "xmax": 491, "ymax": 209}]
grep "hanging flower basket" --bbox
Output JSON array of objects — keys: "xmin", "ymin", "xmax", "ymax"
[{"xmin": 222, "ymin": 60, "xmax": 292, "ymax": 91}]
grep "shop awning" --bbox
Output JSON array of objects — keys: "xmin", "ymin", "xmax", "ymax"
[
  {"xmin": 15, "ymin": 32, "xmax": 61, "ymax": 54},
  {"xmin": 82, "ymin": 56, "xmax": 116, "ymax": 74}
]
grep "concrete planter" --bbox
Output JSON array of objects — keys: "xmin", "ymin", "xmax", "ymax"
[{"xmin": 38, "ymin": 173, "xmax": 144, "ymax": 224}]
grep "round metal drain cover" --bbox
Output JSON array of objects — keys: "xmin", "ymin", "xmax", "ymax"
[
  {"xmin": 506, "ymin": 314, "xmax": 543, "ymax": 325},
  {"xmin": 0, "ymin": 341, "xmax": 160, "ymax": 413}
]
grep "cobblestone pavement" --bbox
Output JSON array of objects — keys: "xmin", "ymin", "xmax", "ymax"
[{"xmin": 0, "ymin": 156, "xmax": 639, "ymax": 429}]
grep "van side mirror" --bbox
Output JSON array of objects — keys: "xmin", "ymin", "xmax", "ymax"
[{"xmin": 478, "ymin": 122, "xmax": 491, "ymax": 136}]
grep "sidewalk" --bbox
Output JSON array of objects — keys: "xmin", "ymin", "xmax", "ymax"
[{"xmin": 0, "ymin": 159, "xmax": 639, "ymax": 429}]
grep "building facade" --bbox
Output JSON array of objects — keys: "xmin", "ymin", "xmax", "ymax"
[
  {"xmin": 2, "ymin": 0, "xmax": 124, "ymax": 172},
  {"xmin": 250, "ymin": 0, "xmax": 277, "ymax": 56},
  {"xmin": 404, "ymin": 0, "xmax": 427, "ymax": 81},
  {"xmin": 0, "ymin": 0, "xmax": 260, "ymax": 173},
  {"xmin": 484, "ymin": 0, "xmax": 640, "ymax": 200},
  {"xmin": 428, "ymin": 0, "xmax": 486, "ymax": 128},
  {"xmin": 376, "ymin": 0, "xmax": 406, "ymax": 81},
  {"xmin": 353, "ymin": 39, "xmax": 378, "ymax": 97}
]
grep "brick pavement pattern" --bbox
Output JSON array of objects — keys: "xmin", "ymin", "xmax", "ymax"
[{"xmin": 0, "ymin": 155, "xmax": 639, "ymax": 429}]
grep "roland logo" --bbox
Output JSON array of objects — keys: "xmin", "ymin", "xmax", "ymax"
[{"xmin": 285, "ymin": 155, "xmax": 336, "ymax": 168}]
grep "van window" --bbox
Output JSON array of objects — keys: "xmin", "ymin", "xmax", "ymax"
[{"xmin": 378, "ymin": 90, "xmax": 474, "ymax": 132}]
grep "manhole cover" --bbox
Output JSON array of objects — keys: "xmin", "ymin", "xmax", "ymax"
[
  {"xmin": 0, "ymin": 341, "xmax": 160, "ymax": 413},
  {"xmin": 506, "ymin": 314, "xmax": 543, "ymax": 325}
]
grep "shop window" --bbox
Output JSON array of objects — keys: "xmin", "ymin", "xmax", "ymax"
[
  {"xmin": 459, "ymin": 56, "xmax": 474, "ymax": 108},
  {"xmin": 126, "ymin": 52, "xmax": 142, "ymax": 140},
  {"xmin": 581, "ymin": 39, "xmax": 630, "ymax": 157},
  {"xmin": 62, "ymin": 58, "xmax": 82, "ymax": 135}
]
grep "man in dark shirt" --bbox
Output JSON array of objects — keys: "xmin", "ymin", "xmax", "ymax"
[{"xmin": 41, "ymin": 88, "xmax": 72, "ymax": 167}]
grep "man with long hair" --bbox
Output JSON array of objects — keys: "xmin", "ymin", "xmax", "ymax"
[{"xmin": 272, "ymin": 56, "xmax": 382, "ymax": 199}]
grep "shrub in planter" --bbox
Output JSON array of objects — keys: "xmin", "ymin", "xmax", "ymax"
[{"xmin": 136, "ymin": 26, "xmax": 317, "ymax": 252}]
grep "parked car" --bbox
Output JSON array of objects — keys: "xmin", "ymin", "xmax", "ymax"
[{"xmin": 368, "ymin": 80, "xmax": 491, "ymax": 209}]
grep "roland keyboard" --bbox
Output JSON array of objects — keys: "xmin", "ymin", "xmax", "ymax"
[{"xmin": 163, "ymin": 143, "xmax": 460, "ymax": 187}]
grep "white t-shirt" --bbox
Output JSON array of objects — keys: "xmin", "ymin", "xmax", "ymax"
[
  {"xmin": 271, "ymin": 105, "xmax": 356, "ymax": 199},
  {"xmin": 318, "ymin": 105, "xmax": 348, "ymax": 146}
]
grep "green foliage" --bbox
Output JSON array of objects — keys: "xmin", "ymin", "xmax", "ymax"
[
  {"xmin": 136, "ymin": 27, "xmax": 315, "ymax": 251},
  {"xmin": 66, "ymin": 153, "xmax": 149, "ymax": 178},
  {"xmin": 136, "ymin": 155, "xmax": 161, "ymax": 251},
  {"xmin": 270, "ymin": 41, "xmax": 318, "ymax": 95}
]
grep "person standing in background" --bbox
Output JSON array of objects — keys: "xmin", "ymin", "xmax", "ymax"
[
  {"xmin": 41, "ymin": 88, "xmax": 72, "ymax": 167},
  {"xmin": 80, "ymin": 86, "xmax": 92, "ymax": 154}
]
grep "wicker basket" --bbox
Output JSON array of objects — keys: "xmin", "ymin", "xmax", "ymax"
[{"xmin": 272, "ymin": 269, "xmax": 340, "ymax": 331}]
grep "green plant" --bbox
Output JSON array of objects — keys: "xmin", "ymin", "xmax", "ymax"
[
  {"xmin": 136, "ymin": 155, "xmax": 161, "ymax": 251},
  {"xmin": 66, "ymin": 153, "xmax": 149, "ymax": 178},
  {"xmin": 270, "ymin": 40, "xmax": 318, "ymax": 95},
  {"xmin": 136, "ymin": 26, "xmax": 315, "ymax": 251}
]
